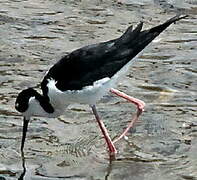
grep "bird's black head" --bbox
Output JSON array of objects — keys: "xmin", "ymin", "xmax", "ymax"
[{"xmin": 15, "ymin": 88, "xmax": 37, "ymax": 113}]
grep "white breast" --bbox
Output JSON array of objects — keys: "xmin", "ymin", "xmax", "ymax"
[{"xmin": 23, "ymin": 97, "xmax": 63, "ymax": 118}]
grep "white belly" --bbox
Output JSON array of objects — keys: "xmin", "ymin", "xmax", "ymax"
[{"xmin": 47, "ymin": 77, "xmax": 114, "ymax": 106}]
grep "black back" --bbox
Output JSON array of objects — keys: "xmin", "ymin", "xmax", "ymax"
[{"xmin": 41, "ymin": 15, "xmax": 187, "ymax": 96}]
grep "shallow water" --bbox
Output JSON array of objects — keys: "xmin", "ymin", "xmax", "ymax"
[{"xmin": 0, "ymin": 0, "xmax": 197, "ymax": 179}]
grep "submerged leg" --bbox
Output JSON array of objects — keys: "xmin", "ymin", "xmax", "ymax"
[
  {"xmin": 21, "ymin": 117, "xmax": 29, "ymax": 155},
  {"xmin": 109, "ymin": 88, "xmax": 145, "ymax": 143},
  {"xmin": 90, "ymin": 104, "xmax": 117, "ymax": 157}
]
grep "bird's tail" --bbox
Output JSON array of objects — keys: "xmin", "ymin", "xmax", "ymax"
[
  {"xmin": 116, "ymin": 15, "xmax": 188, "ymax": 50},
  {"xmin": 134, "ymin": 14, "xmax": 188, "ymax": 51},
  {"xmin": 115, "ymin": 14, "xmax": 188, "ymax": 61},
  {"xmin": 149, "ymin": 14, "xmax": 188, "ymax": 34}
]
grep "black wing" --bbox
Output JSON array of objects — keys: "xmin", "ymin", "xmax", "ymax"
[{"xmin": 41, "ymin": 15, "xmax": 187, "ymax": 95}]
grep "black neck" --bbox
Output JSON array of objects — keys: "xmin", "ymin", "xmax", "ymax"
[{"xmin": 34, "ymin": 90, "xmax": 54, "ymax": 114}]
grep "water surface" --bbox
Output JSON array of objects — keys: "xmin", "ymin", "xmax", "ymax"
[{"xmin": 0, "ymin": 0, "xmax": 196, "ymax": 179}]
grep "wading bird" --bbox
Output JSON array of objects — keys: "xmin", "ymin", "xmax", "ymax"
[{"xmin": 15, "ymin": 15, "xmax": 187, "ymax": 158}]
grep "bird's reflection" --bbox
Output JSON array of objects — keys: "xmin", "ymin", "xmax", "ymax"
[
  {"xmin": 18, "ymin": 149, "xmax": 115, "ymax": 180},
  {"xmin": 105, "ymin": 156, "xmax": 115, "ymax": 180},
  {"xmin": 18, "ymin": 151, "xmax": 26, "ymax": 180}
]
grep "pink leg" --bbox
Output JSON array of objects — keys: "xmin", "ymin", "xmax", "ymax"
[
  {"xmin": 90, "ymin": 105, "xmax": 117, "ymax": 157},
  {"xmin": 109, "ymin": 88, "xmax": 145, "ymax": 143}
]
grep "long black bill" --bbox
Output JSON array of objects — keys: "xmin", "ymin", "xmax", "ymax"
[{"xmin": 21, "ymin": 117, "xmax": 29, "ymax": 155}]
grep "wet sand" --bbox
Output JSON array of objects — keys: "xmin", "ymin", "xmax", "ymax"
[{"xmin": 0, "ymin": 0, "xmax": 197, "ymax": 179}]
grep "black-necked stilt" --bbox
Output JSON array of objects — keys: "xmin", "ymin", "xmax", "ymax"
[{"xmin": 15, "ymin": 15, "xmax": 187, "ymax": 158}]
